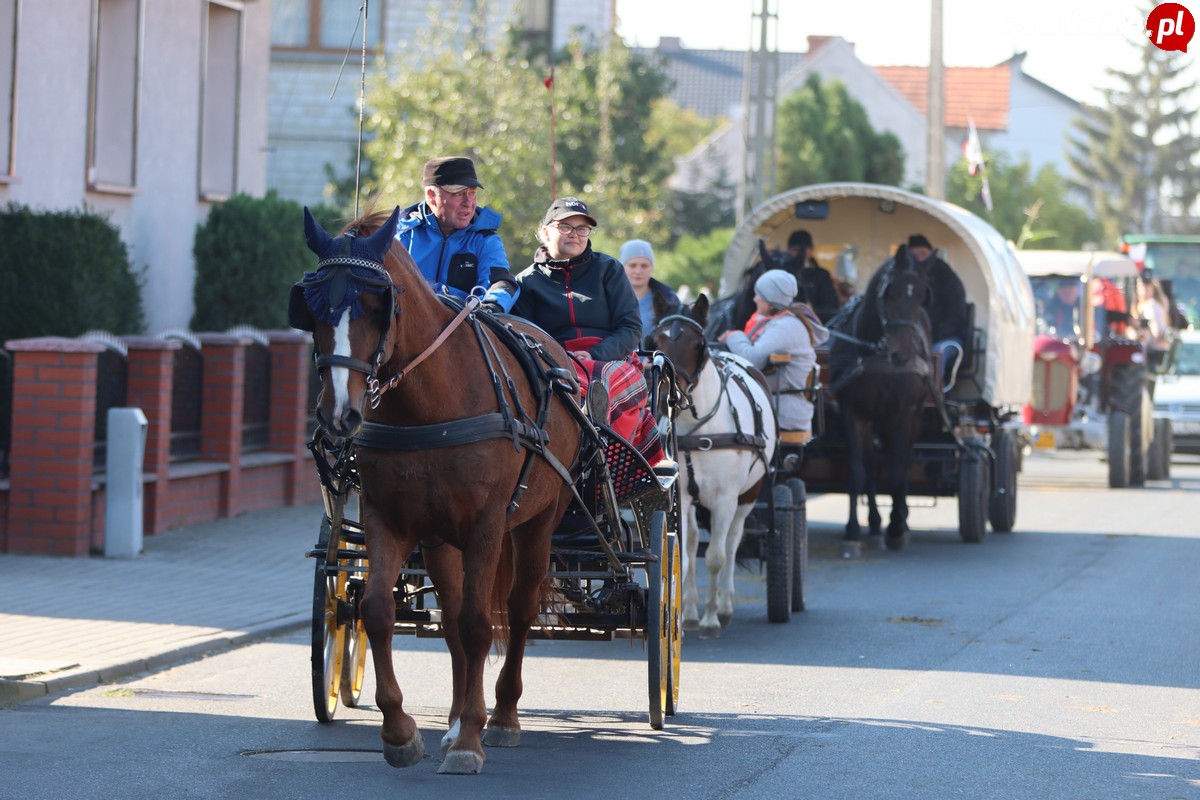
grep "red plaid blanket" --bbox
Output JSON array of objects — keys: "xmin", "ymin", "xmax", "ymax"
[{"xmin": 566, "ymin": 338, "xmax": 664, "ymax": 465}]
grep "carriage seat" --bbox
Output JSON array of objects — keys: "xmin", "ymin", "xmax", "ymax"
[{"xmin": 766, "ymin": 352, "xmax": 822, "ymax": 442}]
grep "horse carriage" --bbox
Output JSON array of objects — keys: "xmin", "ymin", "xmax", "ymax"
[
  {"xmin": 717, "ymin": 183, "xmax": 1035, "ymax": 554},
  {"xmin": 290, "ymin": 207, "xmax": 684, "ymax": 774},
  {"xmin": 647, "ymin": 304, "xmax": 810, "ymax": 635}
]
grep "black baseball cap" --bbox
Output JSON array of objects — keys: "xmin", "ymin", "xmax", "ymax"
[
  {"xmin": 422, "ymin": 156, "xmax": 483, "ymax": 190},
  {"xmin": 541, "ymin": 196, "xmax": 598, "ymax": 227}
]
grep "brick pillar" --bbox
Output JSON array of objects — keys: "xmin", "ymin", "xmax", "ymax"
[
  {"xmin": 197, "ymin": 334, "xmax": 247, "ymax": 518},
  {"xmin": 124, "ymin": 336, "xmax": 179, "ymax": 536},
  {"xmin": 268, "ymin": 331, "xmax": 312, "ymax": 505},
  {"xmin": 3, "ymin": 338, "xmax": 104, "ymax": 556}
]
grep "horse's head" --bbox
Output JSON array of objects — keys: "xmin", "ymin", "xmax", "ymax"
[
  {"xmin": 872, "ymin": 247, "xmax": 931, "ymax": 369},
  {"xmin": 289, "ymin": 205, "xmax": 406, "ymax": 438},
  {"xmin": 647, "ymin": 294, "xmax": 712, "ymax": 400}
]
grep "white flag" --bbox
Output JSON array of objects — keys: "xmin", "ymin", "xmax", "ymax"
[{"xmin": 963, "ymin": 116, "xmax": 985, "ymax": 177}]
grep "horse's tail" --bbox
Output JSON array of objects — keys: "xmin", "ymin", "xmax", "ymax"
[{"xmin": 491, "ymin": 534, "xmax": 513, "ymax": 656}]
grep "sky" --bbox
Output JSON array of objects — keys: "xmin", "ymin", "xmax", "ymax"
[{"xmin": 614, "ymin": 0, "xmax": 1199, "ymax": 107}]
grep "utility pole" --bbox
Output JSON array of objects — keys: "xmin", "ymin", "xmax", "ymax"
[
  {"xmin": 737, "ymin": 0, "xmax": 778, "ymax": 224},
  {"xmin": 925, "ymin": 0, "xmax": 945, "ymax": 199}
]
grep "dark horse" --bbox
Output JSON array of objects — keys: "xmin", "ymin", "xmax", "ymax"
[
  {"xmin": 827, "ymin": 245, "xmax": 932, "ymax": 558},
  {"xmin": 290, "ymin": 205, "xmax": 581, "ymax": 774}
]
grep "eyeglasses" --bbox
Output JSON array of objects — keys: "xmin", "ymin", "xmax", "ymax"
[
  {"xmin": 435, "ymin": 186, "xmax": 477, "ymax": 200},
  {"xmin": 552, "ymin": 222, "xmax": 594, "ymax": 237}
]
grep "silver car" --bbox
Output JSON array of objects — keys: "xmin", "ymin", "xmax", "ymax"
[{"xmin": 1154, "ymin": 330, "xmax": 1200, "ymax": 453}]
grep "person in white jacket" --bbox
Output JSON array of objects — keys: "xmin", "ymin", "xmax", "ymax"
[{"xmin": 718, "ymin": 269, "xmax": 828, "ymax": 436}]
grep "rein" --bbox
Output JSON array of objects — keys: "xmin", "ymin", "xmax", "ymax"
[{"xmin": 368, "ymin": 294, "xmax": 480, "ymax": 408}]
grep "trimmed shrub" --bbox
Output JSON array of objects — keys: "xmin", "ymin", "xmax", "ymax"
[
  {"xmin": 0, "ymin": 204, "xmax": 145, "ymax": 342},
  {"xmin": 192, "ymin": 192, "xmax": 345, "ymax": 331}
]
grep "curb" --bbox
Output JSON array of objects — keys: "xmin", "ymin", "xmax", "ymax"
[{"xmin": 0, "ymin": 614, "xmax": 309, "ymax": 709}]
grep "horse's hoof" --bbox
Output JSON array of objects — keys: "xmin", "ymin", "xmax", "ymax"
[
  {"xmin": 439, "ymin": 721, "xmax": 460, "ymax": 760},
  {"xmin": 885, "ymin": 532, "xmax": 910, "ymax": 551},
  {"xmin": 717, "ymin": 611, "xmax": 733, "ymax": 628},
  {"xmin": 698, "ymin": 624, "xmax": 721, "ymax": 639},
  {"xmin": 483, "ymin": 725, "xmax": 520, "ymax": 748},
  {"xmin": 438, "ymin": 749, "xmax": 485, "ymax": 775},
  {"xmin": 382, "ymin": 736, "xmax": 425, "ymax": 769},
  {"xmin": 840, "ymin": 541, "xmax": 862, "ymax": 559},
  {"xmin": 866, "ymin": 534, "xmax": 885, "ymax": 551},
  {"xmin": 683, "ymin": 618, "xmax": 701, "ymax": 632}
]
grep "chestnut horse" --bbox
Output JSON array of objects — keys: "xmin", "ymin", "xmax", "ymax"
[
  {"xmin": 826, "ymin": 246, "xmax": 931, "ymax": 558},
  {"xmin": 290, "ymin": 206, "xmax": 581, "ymax": 774},
  {"xmin": 647, "ymin": 295, "xmax": 776, "ymax": 638}
]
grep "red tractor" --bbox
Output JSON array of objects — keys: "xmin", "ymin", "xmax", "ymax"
[{"xmin": 1017, "ymin": 250, "xmax": 1173, "ymax": 487}]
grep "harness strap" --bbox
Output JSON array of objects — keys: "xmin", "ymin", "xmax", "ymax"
[
  {"xmin": 353, "ymin": 414, "xmax": 548, "ymax": 451},
  {"xmin": 369, "ymin": 295, "xmax": 479, "ymax": 407},
  {"xmin": 315, "ymin": 353, "xmax": 374, "ymax": 374}
]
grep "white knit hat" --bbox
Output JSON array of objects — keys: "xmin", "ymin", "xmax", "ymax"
[
  {"xmin": 755, "ymin": 269, "xmax": 798, "ymax": 308},
  {"xmin": 619, "ymin": 239, "xmax": 655, "ymax": 265}
]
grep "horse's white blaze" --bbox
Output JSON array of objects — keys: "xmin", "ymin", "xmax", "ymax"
[{"xmin": 331, "ymin": 314, "xmax": 352, "ymax": 416}]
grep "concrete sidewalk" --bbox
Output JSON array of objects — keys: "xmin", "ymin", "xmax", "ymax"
[{"xmin": 0, "ymin": 501, "xmax": 325, "ymax": 707}]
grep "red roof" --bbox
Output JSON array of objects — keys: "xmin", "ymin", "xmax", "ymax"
[{"xmin": 874, "ymin": 65, "xmax": 1010, "ymax": 131}]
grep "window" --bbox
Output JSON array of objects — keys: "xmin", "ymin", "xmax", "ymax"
[
  {"xmin": 271, "ymin": 0, "xmax": 381, "ymax": 52},
  {"xmin": 199, "ymin": 1, "xmax": 243, "ymax": 200},
  {"xmin": 0, "ymin": 0, "xmax": 17, "ymax": 180},
  {"xmin": 87, "ymin": 0, "xmax": 142, "ymax": 191}
]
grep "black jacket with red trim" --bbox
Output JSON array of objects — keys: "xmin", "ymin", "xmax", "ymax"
[{"xmin": 512, "ymin": 243, "xmax": 642, "ymax": 362}]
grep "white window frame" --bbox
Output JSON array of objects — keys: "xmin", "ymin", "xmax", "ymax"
[
  {"xmin": 86, "ymin": 0, "xmax": 143, "ymax": 194},
  {"xmin": 0, "ymin": 0, "xmax": 19, "ymax": 182},
  {"xmin": 199, "ymin": 0, "xmax": 245, "ymax": 201}
]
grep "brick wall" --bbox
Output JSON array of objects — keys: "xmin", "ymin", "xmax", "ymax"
[{"xmin": 1, "ymin": 331, "xmax": 319, "ymax": 556}]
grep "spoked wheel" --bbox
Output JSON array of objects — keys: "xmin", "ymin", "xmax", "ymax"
[
  {"xmin": 665, "ymin": 529, "xmax": 682, "ymax": 717},
  {"xmin": 311, "ymin": 519, "xmax": 347, "ymax": 723},
  {"xmin": 646, "ymin": 510, "xmax": 669, "ymax": 730},
  {"xmin": 786, "ymin": 478, "xmax": 808, "ymax": 612},
  {"xmin": 766, "ymin": 483, "xmax": 794, "ymax": 623},
  {"xmin": 339, "ymin": 544, "xmax": 368, "ymax": 708}
]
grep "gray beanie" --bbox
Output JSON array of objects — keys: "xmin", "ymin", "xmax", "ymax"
[
  {"xmin": 619, "ymin": 239, "xmax": 655, "ymax": 265},
  {"xmin": 755, "ymin": 269, "xmax": 798, "ymax": 309}
]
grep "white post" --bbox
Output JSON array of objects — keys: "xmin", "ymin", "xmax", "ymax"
[{"xmin": 104, "ymin": 407, "xmax": 148, "ymax": 558}]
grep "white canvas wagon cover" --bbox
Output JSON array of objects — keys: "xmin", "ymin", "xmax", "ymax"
[{"xmin": 723, "ymin": 183, "xmax": 1035, "ymax": 408}]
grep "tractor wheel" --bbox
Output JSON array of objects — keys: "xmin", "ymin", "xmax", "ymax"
[
  {"xmin": 988, "ymin": 430, "xmax": 1018, "ymax": 533},
  {"xmin": 1107, "ymin": 411, "xmax": 1130, "ymax": 488}
]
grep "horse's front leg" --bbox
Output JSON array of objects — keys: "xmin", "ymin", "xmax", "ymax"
[
  {"xmin": 884, "ymin": 419, "xmax": 917, "ymax": 550},
  {"xmin": 715, "ymin": 501, "xmax": 755, "ymax": 627},
  {"xmin": 485, "ymin": 500, "xmax": 562, "ymax": 750},
  {"xmin": 438, "ymin": 524, "xmax": 504, "ymax": 775},
  {"xmin": 681, "ymin": 494, "xmax": 702, "ymax": 631},
  {"xmin": 422, "ymin": 544, "xmax": 466, "ymax": 758},
  {"xmin": 361, "ymin": 520, "xmax": 425, "ymax": 768},
  {"xmin": 841, "ymin": 416, "xmax": 866, "ymax": 559},
  {"xmin": 865, "ymin": 446, "xmax": 885, "ymax": 549}
]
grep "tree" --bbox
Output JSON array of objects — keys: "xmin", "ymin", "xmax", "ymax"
[
  {"xmin": 1067, "ymin": 36, "xmax": 1200, "ymax": 243},
  {"xmin": 776, "ymin": 73, "xmax": 905, "ymax": 190},
  {"xmin": 947, "ymin": 153, "xmax": 1103, "ymax": 250},
  {"xmin": 359, "ymin": 9, "xmax": 674, "ymax": 253}
]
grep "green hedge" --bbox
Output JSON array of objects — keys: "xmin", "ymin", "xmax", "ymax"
[
  {"xmin": 192, "ymin": 191, "xmax": 344, "ymax": 331},
  {"xmin": 0, "ymin": 204, "xmax": 145, "ymax": 342}
]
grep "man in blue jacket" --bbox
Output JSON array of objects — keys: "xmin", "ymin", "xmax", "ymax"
[{"xmin": 395, "ymin": 156, "xmax": 518, "ymax": 312}]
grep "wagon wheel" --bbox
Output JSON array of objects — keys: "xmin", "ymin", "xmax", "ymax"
[
  {"xmin": 958, "ymin": 438, "xmax": 989, "ymax": 544},
  {"xmin": 339, "ymin": 543, "xmax": 368, "ymax": 708},
  {"xmin": 311, "ymin": 517, "xmax": 347, "ymax": 723},
  {"xmin": 665, "ymin": 529, "xmax": 682, "ymax": 717},
  {"xmin": 766, "ymin": 483, "xmax": 793, "ymax": 623},
  {"xmin": 645, "ymin": 510, "xmax": 669, "ymax": 730},
  {"xmin": 786, "ymin": 478, "xmax": 809, "ymax": 612},
  {"xmin": 988, "ymin": 430, "xmax": 1018, "ymax": 533}
]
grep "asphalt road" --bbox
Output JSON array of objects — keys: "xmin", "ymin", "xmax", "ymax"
[{"xmin": 5, "ymin": 450, "xmax": 1199, "ymax": 800}]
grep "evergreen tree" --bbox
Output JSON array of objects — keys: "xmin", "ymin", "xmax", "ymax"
[
  {"xmin": 1067, "ymin": 37, "xmax": 1200, "ymax": 243},
  {"xmin": 776, "ymin": 73, "xmax": 905, "ymax": 190}
]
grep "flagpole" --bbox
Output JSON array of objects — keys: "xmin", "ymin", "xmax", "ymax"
[{"xmin": 544, "ymin": 67, "xmax": 557, "ymax": 201}]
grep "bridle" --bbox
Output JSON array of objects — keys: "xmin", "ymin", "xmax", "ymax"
[
  {"xmin": 650, "ymin": 313, "xmax": 709, "ymax": 412},
  {"xmin": 290, "ymin": 257, "xmax": 477, "ymax": 410}
]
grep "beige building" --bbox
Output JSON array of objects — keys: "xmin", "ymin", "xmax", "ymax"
[{"xmin": 0, "ymin": 0, "xmax": 272, "ymax": 332}]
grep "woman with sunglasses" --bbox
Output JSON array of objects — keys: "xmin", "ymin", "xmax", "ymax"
[{"xmin": 512, "ymin": 197, "xmax": 662, "ymax": 464}]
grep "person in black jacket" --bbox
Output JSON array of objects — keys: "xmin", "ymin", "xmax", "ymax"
[
  {"xmin": 908, "ymin": 233, "xmax": 969, "ymax": 391},
  {"xmin": 512, "ymin": 197, "xmax": 642, "ymax": 362},
  {"xmin": 512, "ymin": 197, "xmax": 662, "ymax": 463},
  {"xmin": 784, "ymin": 229, "xmax": 841, "ymax": 323}
]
